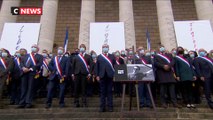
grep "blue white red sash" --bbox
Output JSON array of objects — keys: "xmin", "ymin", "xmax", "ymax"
[
  {"xmin": 29, "ymin": 53, "xmax": 36, "ymax": 66},
  {"xmin": 141, "ymin": 58, "xmax": 147, "ymax": 64},
  {"xmin": 15, "ymin": 57, "xmax": 21, "ymax": 69},
  {"xmin": 0, "ymin": 58, "xmax": 7, "ymax": 69},
  {"xmin": 116, "ymin": 59, "xmax": 120, "ymax": 65},
  {"xmin": 101, "ymin": 54, "xmax": 115, "ymax": 71},
  {"xmin": 200, "ymin": 56, "xmax": 213, "ymax": 66},
  {"xmin": 157, "ymin": 53, "xmax": 171, "ymax": 63},
  {"xmin": 42, "ymin": 59, "xmax": 49, "ymax": 71},
  {"xmin": 78, "ymin": 54, "xmax": 89, "ymax": 73},
  {"xmin": 176, "ymin": 55, "xmax": 190, "ymax": 67},
  {"xmin": 54, "ymin": 56, "xmax": 63, "ymax": 77}
]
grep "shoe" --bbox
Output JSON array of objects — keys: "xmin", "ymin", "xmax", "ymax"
[
  {"xmin": 162, "ymin": 104, "xmax": 168, "ymax": 109},
  {"xmin": 10, "ymin": 101, "xmax": 15, "ymax": 105},
  {"xmin": 99, "ymin": 108, "xmax": 106, "ymax": 112},
  {"xmin": 108, "ymin": 109, "xmax": 113, "ymax": 112},
  {"xmin": 17, "ymin": 105, "xmax": 25, "ymax": 109},
  {"xmin": 82, "ymin": 103, "xmax": 88, "ymax": 107},
  {"xmin": 186, "ymin": 104, "xmax": 191, "ymax": 108},
  {"xmin": 173, "ymin": 103, "xmax": 182, "ymax": 108},
  {"xmin": 45, "ymin": 104, "xmax": 51, "ymax": 109},
  {"xmin": 59, "ymin": 104, "xmax": 65, "ymax": 108},
  {"xmin": 208, "ymin": 103, "xmax": 213, "ymax": 109},
  {"xmin": 75, "ymin": 103, "xmax": 80, "ymax": 108},
  {"xmin": 25, "ymin": 104, "xmax": 32, "ymax": 108},
  {"xmin": 190, "ymin": 104, "xmax": 196, "ymax": 109}
]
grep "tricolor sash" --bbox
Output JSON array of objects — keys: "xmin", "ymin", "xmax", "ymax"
[
  {"xmin": 101, "ymin": 54, "xmax": 115, "ymax": 71},
  {"xmin": 116, "ymin": 59, "xmax": 120, "ymax": 65},
  {"xmin": 141, "ymin": 58, "xmax": 147, "ymax": 64},
  {"xmin": 0, "ymin": 58, "xmax": 7, "ymax": 69},
  {"xmin": 176, "ymin": 56, "xmax": 190, "ymax": 67},
  {"xmin": 54, "ymin": 56, "xmax": 63, "ymax": 77},
  {"xmin": 200, "ymin": 56, "xmax": 213, "ymax": 66},
  {"xmin": 157, "ymin": 53, "xmax": 171, "ymax": 63},
  {"xmin": 43, "ymin": 59, "xmax": 49, "ymax": 71},
  {"xmin": 15, "ymin": 57, "xmax": 21, "ymax": 69},
  {"xmin": 78, "ymin": 54, "xmax": 89, "ymax": 73},
  {"xmin": 26, "ymin": 53, "xmax": 36, "ymax": 66}
]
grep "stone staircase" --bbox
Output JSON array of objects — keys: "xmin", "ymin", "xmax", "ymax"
[{"xmin": 0, "ymin": 97, "xmax": 212, "ymax": 120}]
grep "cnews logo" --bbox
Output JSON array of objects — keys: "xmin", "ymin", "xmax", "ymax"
[{"xmin": 11, "ymin": 7, "xmax": 42, "ymax": 15}]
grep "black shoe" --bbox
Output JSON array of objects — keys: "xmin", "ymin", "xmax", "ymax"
[
  {"xmin": 17, "ymin": 105, "xmax": 25, "ymax": 109},
  {"xmin": 25, "ymin": 104, "xmax": 32, "ymax": 108},
  {"xmin": 82, "ymin": 103, "xmax": 88, "ymax": 107},
  {"xmin": 99, "ymin": 108, "xmax": 106, "ymax": 112},
  {"xmin": 45, "ymin": 104, "xmax": 51, "ymax": 109},
  {"xmin": 75, "ymin": 103, "xmax": 80, "ymax": 108},
  {"xmin": 59, "ymin": 104, "xmax": 65, "ymax": 108},
  {"xmin": 173, "ymin": 103, "xmax": 182, "ymax": 108},
  {"xmin": 108, "ymin": 108, "xmax": 113, "ymax": 112},
  {"xmin": 162, "ymin": 104, "xmax": 168, "ymax": 109},
  {"xmin": 208, "ymin": 103, "xmax": 213, "ymax": 109},
  {"xmin": 10, "ymin": 101, "xmax": 15, "ymax": 105}
]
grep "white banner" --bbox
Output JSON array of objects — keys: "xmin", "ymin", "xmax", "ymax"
[
  {"xmin": 0, "ymin": 23, "xmax": 41, "ymax": 55},
  {"xmin": 90, "ymin": 22, "xmax": 125, "ymax": 55},
  {"xmin": 174, "ymin": 20, "xmax": 213, "ymax": 52}
]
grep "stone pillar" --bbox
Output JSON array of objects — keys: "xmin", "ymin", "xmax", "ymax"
[
  {"xmin": 119, "ymin": 0, "xmax": 136, "ymax": 49},
  {"xmin": 156, "ymin": 0, "xmax": 177, "ymax": 51},
  {"xmin": 38, "ymin": 0, "xmax": 58, "ymax": 52},
  {"xmin": 0, "ymin": 0, "xmax": 21, "ymax": 40},
  {"xmin": 78, "ymin": 0, "xmax": 95, "ymax": 50},
  {"xmin": 194, "ymin": 0, "xmax": 213, "ymax": 30}
]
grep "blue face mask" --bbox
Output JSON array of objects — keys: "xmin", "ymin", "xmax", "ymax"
[
  {"xmin": 173, "ymin": 51, "xmax": 177, "ymax": 55},
  {"xmin": 151, "ymin": 52, "xmax": 155, "ymax": 55},
  {"xmin": 160, "ymin": 47, "xmax": 165, "ymax": 52},
  {"xmin": 102, "ymin": 47, "xmax": 109, "ymax": 53},
  {"xmin": 42, "ymin": 53, "xmax": 47, "ymax": 58},
  {"xmin": 58, "ymin": 50, "xmax": 63, "ymax": 55},
  {"xmin": 2, "ymin": 52, "xmax": 8, "ymax": 57},
  {"xmin": 31, "ymin": 47, "xmax": 37, "ymax": 52},
  {"xmin": 190, "ymin": 54, "xmax": 195, "ymax": 58},
  {"xmin": 65, "ymin": 54, "xmax": 69, "ymax": 57},
  {"xmin": 92, "ymin": 54, "xmax": 97, "ymax": 59},
  {"xmin": 16, "ymin": 53, "xmax": 21, "ymax": 57},
  {"xmin": 199, "ymin": 52, "xmax": 206, "ymax": 57},
  {"xmin": 145, "ymin": 53, "xmax": 151, "ymax": 56},
  {"xmin": 49, "ymin": 54, "xmax": 53, "ymax": 58},
  {"xmin": 80, "ymin": 47, "xmax": 85, "ymax": 52},
  {"xmin": 139, "ymin": 50, "xmax": 144, "ymax": 54}
]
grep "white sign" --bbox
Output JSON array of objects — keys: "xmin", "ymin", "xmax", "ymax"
[
  {"xmin": 0, "ymin": 23, "xmax": 41, "ymax": 55},
  {"xmin": 174, "ymin": 20, "xmax": 213, "ymax": 52},
  {"xmin": 90, "ymin": 22, "xmax": 125, "ymax": 55}
]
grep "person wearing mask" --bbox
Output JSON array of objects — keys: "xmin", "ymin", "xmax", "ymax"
[
  {"xmin": 138, "ymin": 50, "xmax": 152, "ymax": 108},
  {"xmin": 90, "ymin": 51, "xmax": 99, "ymax": 95},
  {"xmin": 95, "ymin": 44, "xmax": 116, "ymax": 112},
  {"xmin": 18, "ymin": 44, "xmax": 43, "ymax": 108},
  {"xmin": 208, "ymin": 50, "xmax": 213, "ymax": 60},
  {"xmin": 0, "ymin": 49, "xmax": 14, "ymax": 108},
  {"xmin": 154, "ymin": 45, "xmax": 181, "ymax": 108},
  {"xmin": 171, "ymin": 48, "xmax": 177, "ymax": 57},
  {"xmin": 120, "ymin": 50, "xmax": 127, "ymax": 64},
  {"xmin": 72, "ymin": 44, "xmax": 92, "ymax": 107},
  {"xmin": 175, "ymin": 47, "xmax": 197, "ymax": 108},
  {"xmin": 46, "ymin": 47, "xmax": 68, "ymax": 108},
  {"xmin": 114, "ymin": 50, "xmax": 125, "ymax": 97},
  {"xmin": 194, "ymin": 49, "xmax": 213, "ymax": 109},
  {"xmin": 10, "ymin": 50, "xmax": 22, "ymax": 105}
]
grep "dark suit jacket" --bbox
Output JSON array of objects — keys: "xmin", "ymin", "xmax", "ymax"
[
  {"xmin": 48, "ymin": 56, "xmax": 69, "ymax": 80},
  {"xmin": 95, "ymin": 53, "xmax": 116, "ymax": 78},
  {"xmin": 72, "ymin": 53, "xmax": 92, "ymax": 75},
  {"xmin": 154, "ymin": 53, "xmax": 176, "ymax": 83},
  {"xmin": 11, "ymin": 57, "xmax": 22, "ymax": 79},
  {"xmin": 194, "ymin": 57, "xmax": 213, "ymax": 79},
  {"xmin": 20, "ymin": 53, "xmax": 43, "ymax": 75},
  {"xmin": 0, "ymin": 57, "xmax": 14, "ymax": 78}
]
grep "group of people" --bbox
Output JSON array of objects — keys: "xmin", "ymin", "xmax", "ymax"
[{"xmin": 0, "ymin": 43, "xmax": 213, "ymax": 112}]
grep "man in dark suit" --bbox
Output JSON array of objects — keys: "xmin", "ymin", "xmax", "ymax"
[
  {"xmin": 95, "ymin": 44, "xmax": 116, "ymax": 112},
  {"xmin": 72, "ymin": 44, "xmax": 92, "ymax": 107},
  {"xmin": 18, "ymin": 44, "xmax": 43, "ymax": 108},
  {"xmin": 0, "ymin": 49, "xmax": 14, "ymax": 108},
  {"xmin": 194, "ymin": 48, "xmax": 213, "ymax": 109},
  {"xmin": 46, "ymin": 47, "xmax": 69, "ymax": 108},
  {"xmin": 154, "ymin": 45, "xmax": 180, "ymax": 108}
]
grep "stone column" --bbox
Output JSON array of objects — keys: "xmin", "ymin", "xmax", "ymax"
[
  {"xmin": 78, "ymin": 0, "xmax": 95, "ymax": 50},
  {"xmin": 0, "ymin": 0, "xmax": 21, "ymax": 40},
  {"xmin": 119, "ymin": 0, "xmax": 136, "ymax": 49},
  {"xmin": 156, "ymin": 0, "xmax": 177, "ymax": 51},
  {"xmin": 194, "ymin": 0, "xmax": 213, "ymax": 30},
  {"xmin": 38, "ymin": 0, "xmax": 58, "ymax": 52}
]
